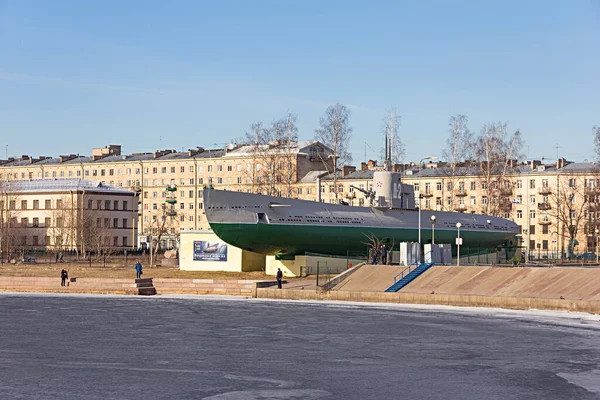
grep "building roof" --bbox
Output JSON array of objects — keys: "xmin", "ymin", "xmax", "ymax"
[
  {"xmin": 2, "ymin": 179, "xmax": 134, "ymax": 194},
  {"xmin": 223, "ymin": 141, "xmax": 327, "ymax": 158}
]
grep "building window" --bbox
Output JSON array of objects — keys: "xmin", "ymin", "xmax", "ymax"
[
  {"xmin": 122, "ymin": 237, "xmax": 128, "ymax": 247},
  {"xmin": 530, "ymin": 179, "xmax": 536, "ymax": 189},
  {"xmin": 33, "ymin": 200, "xmax": 39, "ymax": 209},
  {"xmin": 218, "ymin": 165, "xmax": 223, "ymax": 172},
  {"xmin": 171, "ymin": 167, "xmax": 175, "ymax": 173},
  {"xmin": 33, "ymin": 217, "xmax": 39, "ymax": 227},
  {"xmin": 32, "ymin": 236, "xmax": 39, "ymax": 246},
  {"xmin": 530, "ymin": 210, "xmax": 536, "ymax": 219},
  {"xmin": 113, "ymin": 218, "xmax": 119, "ymax": 228},
  {"xmin": 122, "ymin": 218, "xmax": 127, "ymax": 229},
  {"xmin": 113, "ymin": 200, "xmax": 118, "ymax": 210},
  {"xmin": 530, "ymin": 225, "xmax": 535, "ymax": 235},
  {"xmin": 45, "ymin": 217, "xmax": 50, "ymax": 227},
  {"xmin": 122, "ymin": 201, "xmax": 128, "ymax": 211},
  {"xmin": 517, "ymin": 210, "xmax": 522, "ymax": 219},
  {"xmin": 105, "ymin": 200, "xmax": 111, "ymax": 210},
  {"xmin": 21, "ymin": 200, "xmax": 27, "ymax": 210},
  {"xmin": 208, "ymin": 165, "xmax": 213, "ymax": 172}
]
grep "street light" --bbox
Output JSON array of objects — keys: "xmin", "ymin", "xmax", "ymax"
[
  {"xmin": 430, "ymin": 215, "xmax": 436, "ymax": 244},
  {"xmin": 551, "ymin": 231, "xmax": 558, "ymax": 261},
  {"xmin": 596, "ymin": 228, "xmax": 600, "ymax": 262},
  {"xmin": 417, "ymin": 156, "xmax": 438, "ymax": 252},
  {"xmin": 456, "ymin": 222, "xmax": 462, "ymax": 266}
]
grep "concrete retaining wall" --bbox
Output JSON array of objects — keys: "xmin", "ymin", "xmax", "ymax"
[
  {"xmin": 0, "ymin": 276, "xmax": 272, "ymax": 296},
  {"xmin": 255, "ymin": 288, "xmax": 600, "ymax": 314}
]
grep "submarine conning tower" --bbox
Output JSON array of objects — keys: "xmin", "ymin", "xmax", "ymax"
[{"xmin": 372, "ymin": 170, "xmax": 416, "ymax": 210}]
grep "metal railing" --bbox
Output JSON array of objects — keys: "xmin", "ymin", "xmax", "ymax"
[{"xmin": 392, "ymin": 251, "xmax": 432, "ymax": 283}]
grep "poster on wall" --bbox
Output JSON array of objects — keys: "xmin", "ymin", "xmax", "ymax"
[{"xmin": 193, "ymin": 241, "xmax": 228, "ymax": 262}]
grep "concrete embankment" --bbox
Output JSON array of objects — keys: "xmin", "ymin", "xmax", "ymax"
[
  {"xmin": 0, "ymin": 276, "xmax": 272, "ymax": 296},
  {"xmin": 254, "ymin": 288, "xmax": 600, "ymax": 314},
  {"xmin": 271, "ymin": 264, "xmax": 599, "ymax": 314}
]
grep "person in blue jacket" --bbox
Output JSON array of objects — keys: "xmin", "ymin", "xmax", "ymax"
[{"xmin": 135, "ymin": 261, "xmax": 143, "ymax": 279}]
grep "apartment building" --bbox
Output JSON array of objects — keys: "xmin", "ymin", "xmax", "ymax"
[
  {"xmin": 0, "ymin": 142, "xmax": 332, "ymax": 247},
  {"xmin": 0, "ymin": 179, "xmax": 138, "ymax": 257}
]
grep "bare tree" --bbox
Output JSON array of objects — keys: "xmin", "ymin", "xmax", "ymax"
[
  {"xmin": 315, "ymin": 103, "xmax": 353, "ymax": 202},
  {"xmin": 381, "ymin": 108, "xmax": 404, "ymax": 166},
  {"xmin": 473, "ymin": 122, "xmax": 524, "ymax": 216},
  {"xmin": 241, "ymin": 122, "xmax": 268, "ymax": 194},
  {"xmin": 145, "ymin": 207, "xmax": 178, "ymax": 258},
  {"xmin": 548, "ymin": 175, "xmax": 590, "ymax": 258},
  {"xmin": 279, "ymin": 112, "xmax": 299, "ymax": 197},
  {"xmin": 0, "ymin": 182, "xmax": 21, "ymax": 261},
  {"xmin": 440, "ymin": 114, "xmax": 474, "ymax": 211}
]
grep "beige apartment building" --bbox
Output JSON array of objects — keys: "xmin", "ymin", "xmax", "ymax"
[
  {"xmin": 0, "ymin": 179, "xmax": 138, "ymax": 259},
  {"xmin": 0, "ymin": 142, "xmax": 332, "ymax": 248}
]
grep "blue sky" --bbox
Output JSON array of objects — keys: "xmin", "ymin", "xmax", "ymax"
[{"xmin": 1, "ymin": 0, "xmax": 599, "ymax": 164}]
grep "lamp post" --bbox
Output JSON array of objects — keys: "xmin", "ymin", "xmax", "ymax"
[
  {"xmin": 456, "ymin": 222, "xmax": 462, "ymax": 266},
  {"xmin": 596, "ymin": 228, "xmax": 600, "ymax": 262},
  {"xmin": 551, "ymin": 231, "xmax": 558, "ymax": 262},
  {"xmin": 430, "ymin": 215, "xmax": 436, "ymax": 244},
  {"xmin": 417, "ymin": 156, "xmax": 437, "ymax": 252}
]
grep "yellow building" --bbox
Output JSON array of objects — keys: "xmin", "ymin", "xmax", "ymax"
[{"xmin": 0, "ymin": 179, "xmax": 138, "ymax": 259}]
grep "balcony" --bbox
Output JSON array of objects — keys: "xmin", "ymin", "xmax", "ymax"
[
  {"xmin": 538, "ymin": 202, "xmax": 551, "ymax": 210},
  {"xmin": 538, "ymin": 187, "xmax": 552, "ymax": 195},
  {"xmin": 537, "ymin": 218, "xmax": 552, "ymax": 225},
  {"xmin": 499, "ymin": 201, "xmax": 513, "ymax": 211},
  {"xmin": 500, "ymin": 187, "xmax": 513, "ymax": 196},
  {"xmin": 421, "ymin": 191, "xmax": 434, "ymax": 198},
  {"xmin": 454, "ymin": 205, "xmax": 468, "ymax": 212},
  {"xmin": 455, "ymin": 189, "xmax": 468, "ymax": 197}
]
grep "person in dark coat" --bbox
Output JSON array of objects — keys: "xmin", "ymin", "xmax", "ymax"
[
  {"xmin": 276, "ymin": 268, "xmax": 283, "ymax": 289},
  {"xmin": 60, "ymin": 268, "xmax": 68, "ymax": 286},
  {"xmin": 381, "ymin": 244, "xmax": 388, "ymax": 265},
  {"xmin": 135, "ymin": 262, "xmax": 143, "ymax": 279}
]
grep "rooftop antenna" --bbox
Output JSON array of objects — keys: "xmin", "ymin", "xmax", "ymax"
[
  {"xmin": 364, "ymin": 142, "xmax": 375, "ymax": 163},
  {"xmin": 554, "ymin": 143, "xmax": 560, "ymax": 160},
  {"xmin": 5, "ymin": 145, "xmax": 7, "ymax": 159}
]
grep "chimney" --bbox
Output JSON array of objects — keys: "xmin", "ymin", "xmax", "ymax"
[
  {"xmin": 154, "ymin": 149, "xmax": 176, "ymax": 159},
  {"xmin": 507, "ymin": 159, "xmax": 518, "ymax": 168},
  {"xmin": 556, "ymin": 157, "xmax": 567, "ymax": 169},
  {"xmin": 367, "ymin": 160, "xmax": 377, "ymax": 169},
  {"xmin": 360, "ymin": 162, "xmax": 368, "ymax": 171},
  {"xmin": 342, "ymin": 166, "xmax": 356, "ymax": 176},
  {"xmin": 59, "ymin": 154, "xmax": 78, "ymax": 163},
  {"xmin": 92, "ymin": 144, "xmax": 122, "ymax": 160},
  {"xmin": 188, "ymin": 147, "xmax": 205, "ymax": 157},
  {"xmin": 529, "ymin": 160, "xmax": 541, "ymax": 170}
]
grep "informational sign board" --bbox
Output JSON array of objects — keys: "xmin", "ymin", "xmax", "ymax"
[
  {"xmin": 455, "ymin": 238, "xmax": 463, "ymax": 245},
  {"xmin": 193, "ymin": 241, "xmax": 228, "ymax": 262}
]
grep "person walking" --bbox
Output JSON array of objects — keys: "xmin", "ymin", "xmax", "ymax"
[
  {"xmin": 276, "ymin": 268, "xmax": 283, "ymax": 289},
  {"xmin": 135, "ymin": 261, "xmax": 143, "ymax": 279},
  {"xmin": 381, "ymin": 244, "xmax": 388, "ymax": 265}
]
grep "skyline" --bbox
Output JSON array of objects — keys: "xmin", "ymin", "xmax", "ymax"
[{"xmin": 1, "ymin": 1, "xmax": 599, "ymax": 164}]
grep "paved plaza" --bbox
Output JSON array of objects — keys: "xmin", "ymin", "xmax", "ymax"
[{"xmin": 0, "ymin": 294, "xmax": 599, "ymax": 399}]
